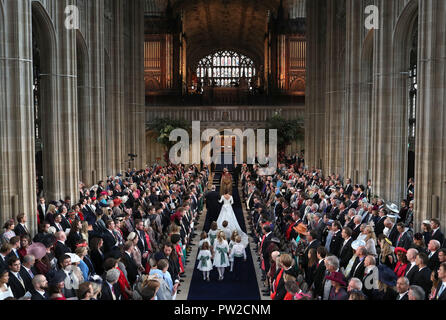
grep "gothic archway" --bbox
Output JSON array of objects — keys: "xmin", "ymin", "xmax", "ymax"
[{"xmin": 32, "ymin": 1, "xmax": 57, "ymax": 199}]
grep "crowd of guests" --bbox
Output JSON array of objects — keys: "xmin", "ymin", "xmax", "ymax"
[
  {"xmin": 241, "ymin": 153, "xmax": 446, "ymax": 300},
  {"xmin": 0, "ymin": 164, "xmax": 209, "ymax": 300}
]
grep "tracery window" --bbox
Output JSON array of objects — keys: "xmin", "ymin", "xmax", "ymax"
[{"xmin": 196, "ymin": 51, "xmax": 256, "ymax": 87}]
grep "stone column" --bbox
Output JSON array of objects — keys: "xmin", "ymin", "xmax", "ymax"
[
  {"xmin": 54, "ymin": 0, "xmax": 80, "ymax": 203},
  {"xmin": 305, "ymin": 0, "xmax": 327, "ymax": 170},
  {"xmin": 89, "ymin": 0, "xmax": 106, "ymax": 179},
  {"xmin": 0, "ymin": 0, "xmax": 37, "ymax": 232},
  {"xmin": 110, "ymin": 0, "xmax": 125, "ymax": 175},
  {"xmin": 323, "ymin": 0, "xmax": 346, "ymax": 176},
  {"xmin": 415, "ymin": 0, "xmax": 446, "ymax": 229}
]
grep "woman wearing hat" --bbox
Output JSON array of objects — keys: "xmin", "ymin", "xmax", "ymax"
[
  {"xmin": 127, "ymin": 232, "xmax": 145, "ymax": 273},
  {"xmin": 326, "ymin": 271, "xmax": 348, "ymax": 300},
  {"xmin": 378, "ymin": 234, "xmax": 396, "ymax": 269},
  {"xmin": 394, "ymin": 247, "xmax": 408, "ymax": 278},
  {"xmin": 411, "ymin": 233, "xmax": 428, "ymax": 254},
  {"xmin": 377, "ymin": 265, "xmax": 398, "ymax": 300},
  {"xmin": 48, "ymin": 270, "xmax": 67, "ymax": 300}
]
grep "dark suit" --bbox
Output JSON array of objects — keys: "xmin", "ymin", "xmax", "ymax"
[
  {"xmin": 374, "ymin": 216, "xmax": 387, "ymax": 236},
  {"xmin": 404, "ymin": 263, "xmax": 419, "ymax": 284},
  {"xmin": 433, "ymin": 283, "xmax": 446, "ymax": 300},
  {"xmin": 347, "ymin": 257, "xmax": 365, "ymax": 281},
  {"xmin": 0, "ymin": 255, "xmax": 8, "ymax": 270},
  {"xmin": 344, "ymin": 185, "xmax": 353, "ymax": 195},
  {"xmin": 90, "ymin": 249, "xmax": 105, "ymax": 276},
  {"xmin": 205, "ymin": 190, "xmax": 221, "ymax": 229},
  {"xmin": 261, "ymin": 232, "xmax": 274, "ymax": 272},
  {"xmin": 431, "ymin": 230, "xmax": 445, "ymax": 246},
  {"xmin": 339, "ymin": 238, "xmax": 353, "ymax": 269},
  {"xmin": 102, "ymin": 230, "xmax": 118, "ymax": 254},
  {"xmin": 351, "ymin": 224, "xmax": 361, "ymax": 240},
  {"xmin": 37, "ymin": 204, "xmax": 48, "ymax": 224},
  {"xmin": 329, "ymin": 230, "xmax": 343, "ymax": 256},
  {"xmin": 427, "ymin": 251, "xmax": 440, "ymax": 272},
  {"xmin": 312, "ymin": 260, "xmax": 326, "ymax": 298},
  {"xmin": 388, "ymin": 225, "xmax": 399, "ymax": 246},
  {"xmin": 19, "ymin": 267, "xmax": 35, "ymax": 292},
  {"xmin": 396, "ymin": 292, "xmax": 409, "ymax": 300},
  {"xmin": 302, "ymin": 239, "xmax": 321, "ymax": 270},
  {"xmin": 14, "ymin": 224, "xmax": 29, "ymax": 237},
  {"xmin": 54, "ymin": 241, "xmax": 71, "ymax": 259},
  {"xmin": 121, "ymin": 252, "xmax": 139, "ymax": 286},
  {"xmin": 412, "ymin": 267, "xmax": 432, "ymax": 299},
  {"xmin": 8, "ymin": 271, "xmax": 27, "ymax": 299},
  {"xmin": 395, "ymin": 232, "xmax": 412, "ymax": 250},
  {"xmin": 100, "ymin": 281, "xmax": 122, "ymax": 300},
  {"xmin": 30, "ymin": 288, "xmax": 48, "ymax": 300}
]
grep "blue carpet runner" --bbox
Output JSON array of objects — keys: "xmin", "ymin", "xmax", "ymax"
[{"xmin": 187, "ymin": 185, "xmax": 261, "ymax": 300}]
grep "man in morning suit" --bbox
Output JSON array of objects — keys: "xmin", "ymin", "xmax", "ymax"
[
  {"xmin": 412, "ymin": 252, "xmax": 432, "ymax": 300},
  {"xmin": 405, "ymin": 248, "xmax": 419, "ymax": 284},
  {"xmin": 339, "ymin": 227, "xmax": 354, "ymax": 269},
  {"xmin": 434, "ymin": 262, "xmax": 446, "ymax": 300}
]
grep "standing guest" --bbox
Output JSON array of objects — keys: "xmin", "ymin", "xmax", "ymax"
[
  {"xmin": 30, "ymin": 274, "xmax": 48, "ymax": 300},
  {"xmin": 378, "ymin": 235, "xmax": 395, "ymax": 269},
  {"xmin": 412, "ymin": 252, "xmax": 432, "ymax": 299},
  {"xmin": 20, "ymin": 255, "xmax": 36, "ymax": 290},
  {"xmin": 405, "ymin": 248, "xmax": 419, "ymax": 283},
  {"xmin": 395, "ymin": 222, "xmax": 412, "ymax": 250},
  {"xmin": 363, "ymin": 225, "xmax": 377, "ymax": 257},
  {"xmin": 305, "ymin": 248, "xmax": 318, "ymax": 286},
  {"xmin": 100, "ymin": 268, "xmax": 122, "ymax": 300},
  {"xmin": 197, "ymin": 242, "xmax": 213, "ymax": 282},
  {"xmin": 89, "ymin": 237, "xmax": 105, "ymax": 276},
  {"xmin": 208, "ymin": 222, "xmax": 219, "ymax": 247},
  {"xmin": 121, "ymin": 241, "xmax": 139, "ymax": 287},
  {"xmin": 271, "ymin": 253, "xmax": 298, "ymax": 300},
  {"xmin": 421, "ymin": 221, "xmax": 432, "ymax": 245},
  {"xmin": 411, "ymin": 233, "xmax": 427, "ymax": 254},
  {"xmin": 338, "ymin": 227, "xmax": 353, "ymax": 269},
  {"xmin": 75, "ymin": 247, "xmax": 90, "ymax": 281},
  {"xmin": 103, "ymin": 257, "xmax": 132, "ymax": 300},
  {"xmin": 376, "ymin": 264, "xmax": 398, "ymax": 300},
  {"xmin": 54, "ymin": 231, "xmax": 71, "ymax": 259},
  {"xmin": 2, "ymin": 220, "xmax": 16, "ymax": 244},
  {"xmin": 427, "ymin": 240, "xmax": 441, "ymax": 272},
  {"xmin": 433, "ymin": 262, "xmax": 446, "ymax": 300},
  {"xmin": 127, "ymin": 232, "xmax": 145, "ymax": 273},
  {"xmin": 395, "ymin": 277, "xmax": 410, "ymax": 300},
  {"xmin": 394, "ymin": 247, "xmax": 409, "ymax": 278},
  {"xmin": 7, "ymin": 236, "xmax": 22, "ymax": 261},
  {"xmin": 14, "ymin": 213, "xmax": 30, "ymax": 237},
  {"xmin": 326, "ymin": 271, "xmax": 348, "ymax": 300},
  {"xmin": 66, "ymin": 220, "xmax": 83, "ymax": 252},
  {"xmin": 428, "ymin": 270, "xmax": 440, "ymax": 300},
  {"xmin": 0, "ymin": 268, "xmax": 14, "ymax": 300},
  {"xmin": 430, "ymin": 219, "xmax": 445, "ymax": 245},
  {"xmin": 7, "ymin": 257, "xmax": 27, "ymax": 299},
  {"xmin": 18, "ymin": 235, "xmax": 31, "ymax": 260}
]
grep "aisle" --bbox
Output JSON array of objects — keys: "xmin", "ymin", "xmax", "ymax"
[{"xmin": 187, "ymin": 186, "xmax": 261, "ymax": 300}]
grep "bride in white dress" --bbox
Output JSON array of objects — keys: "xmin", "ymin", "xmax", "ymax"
[{"xmin": 217, "ymin": 192, "xmax": 249, "ymax": 248}]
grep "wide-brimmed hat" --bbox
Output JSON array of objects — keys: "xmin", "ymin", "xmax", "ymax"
[
  {"xmin": 351, "ymin": 239, "xmax": 366, "ymax": 250},
  {"xmin": 293, "ymin": 223, "xmax": 307, "ymax": 235},
  {"xmin": 386, "ymin": 203, "xmax": 399, "ymax": 213},
  {"xmin": 27, "ymin": 242, "xmax": 47, "ymax": 260},
  {"xmin": 325, "ymin": 272, "xmax": 346, "ymax": 286},
  {"xmin": 378, "ymin": 264, "xmax": 397, "ymax": 286},
  {"xmin": 66, "ymin": 253, "xmax": 81, "ymax": 264}
]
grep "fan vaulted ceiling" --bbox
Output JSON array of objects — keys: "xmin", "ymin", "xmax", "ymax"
[{"xmin": 146, "ymin": 0, "xmax": 285, "ymax": 67}]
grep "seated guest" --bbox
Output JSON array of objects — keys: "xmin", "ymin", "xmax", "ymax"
[
  {"xmin": 395, "ymin": 277, "xmax": 410, "ymax": 300},
  {"xmin": 30, "ymin": 274, "xmax": 49, "ymax": 300},
  {"xmin": 100, "ymin": 268, "xmax": 122, "ymax": 300}
]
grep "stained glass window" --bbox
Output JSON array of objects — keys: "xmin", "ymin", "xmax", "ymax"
[{"xmin": 197, "ymin": 50, "xmax": 255, "ymax": 87}]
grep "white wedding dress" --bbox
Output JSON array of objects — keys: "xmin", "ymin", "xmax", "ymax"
[{"xmin": 217, "ymin": 195, "xmax": 249, "ymax": 248}]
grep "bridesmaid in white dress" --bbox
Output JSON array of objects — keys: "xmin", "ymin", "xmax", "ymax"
[
  {"xmin": 0, "ymin": 269, "xmax": 14, "ymax": 300},
  {"xmin": 213, "ymin": 231, "xmax": 230, "ymax": 281}
]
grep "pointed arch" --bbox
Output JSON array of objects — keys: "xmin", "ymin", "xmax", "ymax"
[{"xmin": 391, "ymin": 0, "xmax": 418, "ymax": 199}]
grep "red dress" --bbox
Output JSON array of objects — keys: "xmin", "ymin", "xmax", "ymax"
[
  {"xmin": 117, "ymin": 267, "xmax": 131, "ymax": 300},
  {"xmin": 394, "ymin": 262, "xmax": 408, "ymax": 278}
]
